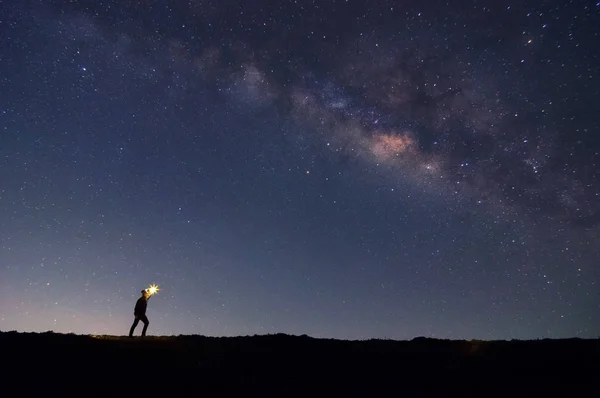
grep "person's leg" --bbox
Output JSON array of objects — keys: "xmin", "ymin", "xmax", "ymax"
[
  {"xmin": 141, "ymin": 315, "xmax": 149, "ymax": 337},
  {"xmin": 129, "ymin": 316, "xmax": 140, "ymax": 337}
]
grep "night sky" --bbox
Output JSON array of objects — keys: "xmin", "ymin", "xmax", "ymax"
[{"xmin": 1, "ymin": 0, "xmax": 599, "ymax": 340}]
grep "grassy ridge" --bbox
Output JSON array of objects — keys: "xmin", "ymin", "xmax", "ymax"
[{"xmin": 2, "ymin": 331, "xmax": 599, "ymax": 396}]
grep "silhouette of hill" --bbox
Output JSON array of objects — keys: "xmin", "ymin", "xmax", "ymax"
[{"xmin": 2, "ymin": 331, "xmax": 599, "ymax": 396}]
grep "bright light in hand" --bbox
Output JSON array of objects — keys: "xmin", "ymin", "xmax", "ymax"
[{"xmin": 147, "ymin": 284, "xmax": 160, "ymax": 295}]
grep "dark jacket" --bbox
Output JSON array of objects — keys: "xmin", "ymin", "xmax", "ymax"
[{"xmin": 134, "ymin": 297, "xmax": 148, "ymax": 316}]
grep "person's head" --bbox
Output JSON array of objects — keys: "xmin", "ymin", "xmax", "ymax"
[{"xmin": 141, "ymin": 289, "xmax": 150, "ymax": 298}]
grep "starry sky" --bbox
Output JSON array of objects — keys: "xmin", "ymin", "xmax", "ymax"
[{"xmin": 1, "ymin": 0, "xmax": 599, "ymax": 340}]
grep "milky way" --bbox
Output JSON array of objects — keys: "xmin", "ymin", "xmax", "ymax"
[{"xmin": 32, "ymin": 0, "xmax": 599, "ymax": 229}]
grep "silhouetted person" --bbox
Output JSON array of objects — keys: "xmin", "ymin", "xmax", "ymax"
[{"xmin": 129, "ymin": 290, "xmax": 151, "ymax": 337}]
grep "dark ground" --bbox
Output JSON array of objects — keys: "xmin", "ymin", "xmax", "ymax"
[{"xmin": 2, "ymin": 331, "xmax": 599, "ymax": 397}]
